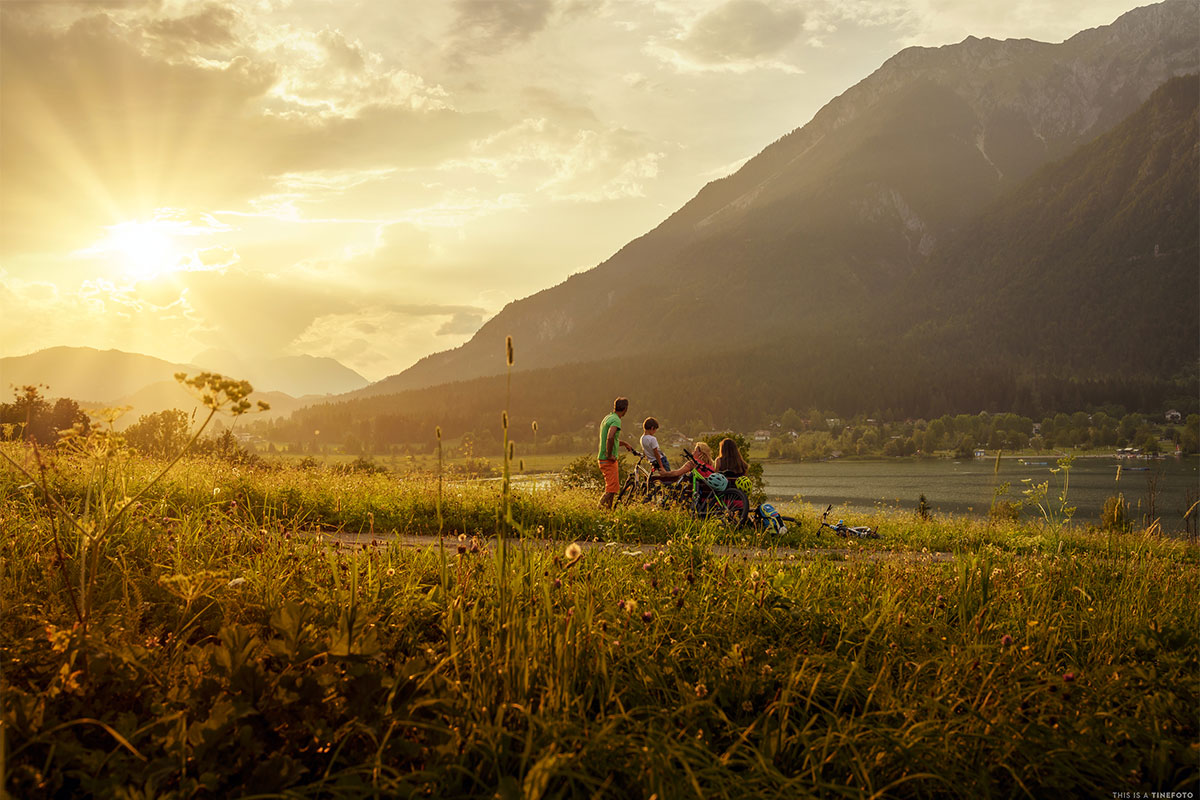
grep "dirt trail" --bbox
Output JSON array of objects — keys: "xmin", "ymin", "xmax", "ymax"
[{"xmin": 322, "ymin": 531, "xmax": 957, "ymax": 564}]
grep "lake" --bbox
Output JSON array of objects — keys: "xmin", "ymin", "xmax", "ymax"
[{"xmin": 762, "ymin": 456, "xmax": 1199, "ymax": 531}]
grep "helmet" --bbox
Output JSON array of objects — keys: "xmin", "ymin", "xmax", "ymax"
[
  {"xmin": 735, "ymin": 476, "xmax": 754, "ymax": 494},
  {"xmin": 705, "ymin": 472, "xmax": 729, "ymax": 492}
]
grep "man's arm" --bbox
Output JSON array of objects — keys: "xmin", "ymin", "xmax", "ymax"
[{"xmin": 605, "ymin": 425, "xmax": 619, "ymax": 459}]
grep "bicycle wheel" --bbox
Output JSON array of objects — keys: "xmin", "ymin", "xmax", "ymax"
[
  {"xmin": 615, "ymin": 471, "xmax": 640, "ymax": 507},
  {"xmin": 717, "ymin": 488, "xmax": 750, "ymax": 528}
]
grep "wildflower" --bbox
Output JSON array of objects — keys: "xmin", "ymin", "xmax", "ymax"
[
  {"xmin": 1000, "ymin": 634, "xmax": 1013, "ymax": 647},
  {"xmin": 617, "ymin": 600, "xmax": 625, "ymax": 611},
  {"xmin": 553, "ymin": 578, "xmax": 562, "ymax": 589},
  {"xmin": 695, "ymin": 683, "xmax": 708, "ymax": 698},
  {"xmin": 742, "ymin": 701, "xmax": 754, "ymax": 712},
  {"xmin": 565, "ymin": 542, "xmax": 582, "ymax": 561},
  {"xmin": 458, "ymin": 533, "xmax": 467, "ymax": 542},
  {"xmin": 642, "ymin": 562, "xmax": 652, "ymax": 571},
  {"xmin": 537, "ymin": 525, "xmax": 545, "ymax": 535},
  {"xmin": 386, "ymin": 568, "xmax": 395, "ymax": 577},
  {"xmin": 642, "ymin": 611, "xmax": 652, "ymax": 623},
  {"xmin": 750, "ymin": 570, "xmax": 760, "ymax": 582},
  {"xmin": 1027, "ymin": 620, "xmax": 1039, "ymax": 627},
  {"xmin": 1063, "ymin": 672, "xmax": 1076, "ymax": 682},
  {"xmin": 625, "ymin": 598, "xmax": 638, "ymax": 613}
]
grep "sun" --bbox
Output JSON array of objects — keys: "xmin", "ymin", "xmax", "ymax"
[{"xmin": 105, "ymin": 220, "xmax": 181, "ymax": 280}]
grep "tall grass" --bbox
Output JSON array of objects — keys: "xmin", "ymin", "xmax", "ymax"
[{"xmin": 1, "ymin": 427, "xmax": 1197, "ymax": 797}]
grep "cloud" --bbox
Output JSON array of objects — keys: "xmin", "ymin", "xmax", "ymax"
[
  {"xmin": 665, "ymin": 0, "xmax": 804, "ymax": 69},
  {"xmin": 145, "ymin": 2, "xmax": 241, "ymax": 48},
  {"xmin": 0, "ymin": 4, "xmax": 499, "ymax": 256},
  {"xmin": 443, "ymin": 90, "xmax": 663, "ymax": 203},
  {"xmin": 805, "ymin": 0, "xmax": 1148, "ymax": 47},
  {"xmin": 436, "ymin": 310, "xmax": 488, "ymax": 335},
  {"xmin": 0, "ymin": 270, "xmax": 207, "ymax": 365},
  {"xmin": 447, "ymin": 0, "xmax": 556, "ymax": 61},
  {"xmin": 290, "ymin": 304, "xmax": 490, "ymax": 379}
]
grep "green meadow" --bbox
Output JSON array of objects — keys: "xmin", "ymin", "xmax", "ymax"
[{"xmin": 1, "ymin": 411, "xmax": 1197, "ymax": 798}]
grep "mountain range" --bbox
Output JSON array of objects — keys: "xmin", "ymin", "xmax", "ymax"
[
  {"xmin": 364, "ymin": 0, "xmax": 1198, "ymax": 400},
  {"xmin": 0, "ymin": 346, "xmax": 367, "ymax": 427}
]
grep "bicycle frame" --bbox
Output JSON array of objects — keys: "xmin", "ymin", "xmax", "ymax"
[{"xmin": 818, "ymin": 504, "xmax": 879, "ymax": 539}]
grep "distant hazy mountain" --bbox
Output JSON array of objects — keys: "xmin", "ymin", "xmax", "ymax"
[
  {"xmin": 0, "ymin": 346, "xmax": 196, "ymax": 404},
  {"xmin": 192, "ymin": 349, "xmax": 368, "ymax": 397},
  {"xmin": 0, "ymin": 346, "xmax": 364, "ymax": 426},
  {"xmin": 362, "ymin": 0, "xmax": 1198, "ymax": 398},
  {"xmin": 0, "ymin": 345, "xmax": 364, "ymax": 410},
  {"xmin": 101, "ymin": 380, "xmax": 319, "ymax": 430}
]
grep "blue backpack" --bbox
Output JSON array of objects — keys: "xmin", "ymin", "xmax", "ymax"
[{"xmin": 756, "ymin": 503, "xmax": 787, "ymax": 535}]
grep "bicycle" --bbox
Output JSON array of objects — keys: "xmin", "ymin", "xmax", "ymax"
[
  {"xmin": 615, "ymin": 449, "xmax": 665, "ymax": 507},
  {"xmin": 657, "ymin": 449, "xmax": 750, "ymax": 527},
  {"xmin": 818, "ymin": 504, "xmax": 880, "ymax": 539}
]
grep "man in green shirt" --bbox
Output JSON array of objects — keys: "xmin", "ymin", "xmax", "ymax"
[{"xmin": 597, "ymin": 397, "xmax": 633, "ymax": 508}]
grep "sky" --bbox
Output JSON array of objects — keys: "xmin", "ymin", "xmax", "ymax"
[{"xmin": 0, "ymin": 0, "xmax": 1152, "ymax": 383}]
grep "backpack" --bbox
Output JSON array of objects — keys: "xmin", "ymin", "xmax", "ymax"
[{"xmin": 755, "ymin": 503, "xmax": 787, "ymax": 535}]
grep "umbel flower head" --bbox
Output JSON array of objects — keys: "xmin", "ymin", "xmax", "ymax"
[{"xmin": 174, "ymin": 372, "xmax": 267, "ymax": 416}]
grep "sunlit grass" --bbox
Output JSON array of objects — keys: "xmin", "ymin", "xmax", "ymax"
[{"xmin": 2, "ymin": 439, "xmax": 1197, "ymax": 797}]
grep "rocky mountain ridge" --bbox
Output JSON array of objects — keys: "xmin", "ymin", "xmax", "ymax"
[{"xmin": 364, "ymin": 0, "xmax": 1198, "ymax": 398}]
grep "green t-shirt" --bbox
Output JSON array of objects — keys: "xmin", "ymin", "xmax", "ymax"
[{"xmin": 597, "ymin": 412, "xmax": 622, "ymax": 460}]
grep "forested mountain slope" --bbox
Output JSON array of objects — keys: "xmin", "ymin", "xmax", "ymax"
[{"xmin": 268, "ymin": 71, "xmax": 1199, "ymax": 443}]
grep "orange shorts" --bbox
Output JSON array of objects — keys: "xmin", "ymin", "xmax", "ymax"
[{"xmin": 598, "ymin": 459, "xmax": 620, "ymax": 493}]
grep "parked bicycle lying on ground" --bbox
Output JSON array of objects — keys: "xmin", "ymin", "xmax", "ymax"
[{"xmin": 818, "ymin": 504, "xmax": 880, "ymax": 539}]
